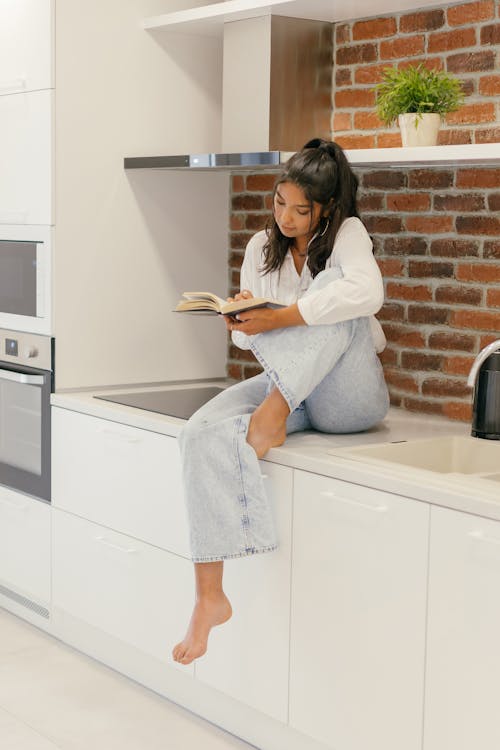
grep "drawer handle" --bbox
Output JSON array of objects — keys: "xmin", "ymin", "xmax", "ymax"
[
  {"xmin": 320, "ymin": 491, "xmax": 388, "ymax": 514},
  {"xmin": 94, "ymin": 536, "xmax": 138, "ymax": 554},
  {"xmin": 0, "ymin": 496, "xmax": 28, "ymax": 511},
  {"xmin": 0, "ymin": 77, "xmax": 26, "ymax": 93},
  {"xmin": 468, "ymin": 530, "xmax": 500, "ymax": 547},
  {"xmin": 98, "ymin": 428, "xmax": 141, "ymax": 444}
]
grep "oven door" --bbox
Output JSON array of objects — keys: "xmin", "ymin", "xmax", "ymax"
[{"xmin": 0, "ymin": 362, "xmax": 52, "ymax": 502}]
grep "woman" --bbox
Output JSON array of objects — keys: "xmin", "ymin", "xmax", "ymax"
[{"xmin": 172, "ymin": 138, "xmax": 389, "ymax": 665}]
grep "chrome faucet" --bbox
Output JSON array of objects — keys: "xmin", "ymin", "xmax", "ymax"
[
  {"xmin": 467, "ymin": 339, "xmax": 500, "ymax": 388},
  {"xmin": 467, "ymin": 339, "xmax": 500, "ymax": 440}
]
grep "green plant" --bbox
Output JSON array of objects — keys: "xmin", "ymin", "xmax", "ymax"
[{"xmin": 374, "ymin": 64, "xmax": 465, "ymax": 126}]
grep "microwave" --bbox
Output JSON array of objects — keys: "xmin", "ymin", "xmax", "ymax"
[{"xmin": 0, "ymin": 225, "xmax": 52, "ymax": 335}]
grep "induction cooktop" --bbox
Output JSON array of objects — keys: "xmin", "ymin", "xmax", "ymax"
[{"xmin": 95, "ymin": 386, "xmax": 226, "ymax": 420}]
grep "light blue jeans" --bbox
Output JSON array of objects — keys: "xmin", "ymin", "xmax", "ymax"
[{"xmin": 178, "ymin": 269, "xmax": 390, "ymax": 562}]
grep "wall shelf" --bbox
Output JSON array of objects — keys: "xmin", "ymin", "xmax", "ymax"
[
  {"xmin": 124, "ymin": 144, "xmax": 500, "ymax": 171},
  {"xmin": 143, "ymin": 0, "xmax": 452, "ymax": 35}
]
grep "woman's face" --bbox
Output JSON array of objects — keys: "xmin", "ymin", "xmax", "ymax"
[{"xmin": 273, "ymin": 181, "xmax": 323, "ymax": 241}]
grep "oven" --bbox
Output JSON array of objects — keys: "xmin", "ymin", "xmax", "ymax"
[
  {"xmin": 0, "ymin": 329, "xmax": 53, "ymax": 502},
  {"xmin": 0, "ymin": 225, "xmax": 52, "ymax": 335}
]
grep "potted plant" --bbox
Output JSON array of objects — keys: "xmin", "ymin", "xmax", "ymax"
[{"xmin": 374, "ymin": 64, "xmax": 465, "ymax": 147}]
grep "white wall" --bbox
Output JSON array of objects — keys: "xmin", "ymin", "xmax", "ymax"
[{"xmin": 55, "ymin": 0, "xmax": 228, "ymax": 389}]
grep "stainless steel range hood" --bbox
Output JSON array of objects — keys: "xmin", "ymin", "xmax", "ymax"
[{"xmin": 125, "ymin": 15, "xmax": 333, "ymax": 171}]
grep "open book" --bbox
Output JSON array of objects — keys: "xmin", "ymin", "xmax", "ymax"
[{"xmin": 174, "ymin": 291, "xmax": 286, "ymax": 316}]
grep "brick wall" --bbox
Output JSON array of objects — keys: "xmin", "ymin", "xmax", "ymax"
[
  {"xmin": 226, "ymin": 0, "xmax": 500, "ymax": 422},
  {"xmin": 228, "ymin": 167, "xmax": 500, "ymax": 422},
  {"xmin": 333, "ymin": 0, "xmax": 500, "ymax": 148}
]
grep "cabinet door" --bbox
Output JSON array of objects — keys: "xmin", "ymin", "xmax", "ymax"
[
  {"xmin": 52, "ymin": 509, "xmax": 194, "ymax": 673},
  {"xmin": 0, "ymin": 90, "xmax": 53, "ymax": 225},
  {"xmin": 425, "ymin": 506, "xmax": 500, "ymax": 750},
  {"xmin": 194, "ymin": 462, "xmax": 292, "ymax": 723},
  {"xmin": 0, "ymin": 486, "xmax": 50, "ymax": 609},
  {"xmin": 0, "ymin": 0, "xmax": 53, "ymax": 95},
  {"xmin": 289, "ymin": 470, "xmax": 429, "ymax": 750},
  {"xmin": 52, "ymin": 408, "xmax": 190, "ymax": 557}
]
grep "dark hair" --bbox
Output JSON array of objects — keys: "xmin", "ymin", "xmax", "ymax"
[{"xmin": 261, "ymin": 138, "xmax": 361, "ymax": 278}]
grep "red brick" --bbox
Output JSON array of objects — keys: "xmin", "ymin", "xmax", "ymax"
[
  {"xmin": 456, "ymin": 168, "xmax": 500, "ymax": 188},
  {"xmin": 383, "ymin": 324, "xmax": 426, "ymax": 347},
  {"xmin": 232, "ymin": 175, "xmax": 244, "ymax": 193},
  {"xmin": 384, "ymin": 237, "xmax": 427, "ymax": 255},
  {"xmin": 444, "ymin": 355, "xmax": 476, "ymax": 375},
  {"xmin": 379, "ymin": 347, "xmax": 398, "ymax": 366},
  {"xmin": 245, "ymin": 213, "xmax": 267, "ymax": 231},
  {"xmin": 335, "ymin": 89, "xmax": 376, "ymax": 108},
  {"xmin": 377, "ymin": 132, "xmax": 404, "ymax": 148},
  {"xmin": 386, "ymin": 282, "xmax": 432, "ymax": 301},
  {"xmin": 408, "ymin": 170, "xmax": 454, "ymax": 189},
  {"xmin": 484, "ymin": 241, "xmax": 500, "ymax": 259},
  {"xmin": 452, "ymin": 309, "xmax": 500, "ymax": 330},
  {"xmin": 447, "ymin": 1, "xmax": 495, "ymax": 26},
  {"xmin": 443, "ymin": 402, "xmax": 472, "ymax": 421},
  {"xmin": 336, "ymin": 44, "xmax": 377, "ymax": 65},
  {"xmin": 229, "ymin": 249, "xmax": 245, "ymax": 265},
  {"xmin": 376, "ymin": 303, "xmax": 405, "ymax": 321},
  {"xmin": 447, "ymin": 50, "xmax": 496, "ymax": 73},
  {"xmin": 401, "ymin": 352, "xmax": 443, "ymax": 370},
  {"xmin": 433, "ymin": 194, "xmax": 485, "ymax": 212},
  {"xmin": 457, "ymin": 216, "xmax": 500, "ymax": 236},
  {"xmin": 264, "ymin": 195, "xmax": 273, "ymax": 210},
  {"xmin": 403, "ymin": 398, "xmax": 444, "ymax": 415},
  {"xmin": 437, "ymin": 128, "xmax": 473, "ymax": 145},
  {"xmin": 227, "ymin": 363, "xmax": 242, "ymax": 380},
  {"xmin": 363, "ymin": 170, "xmax": 407, "ymax": 189},
  {"xmin": 377, "ymin": 258, "xmax": 405, "ymax": 276},
  {"xmin": 479, "ymin": 74, "xmax": 500, "ymax": 95},
  {"xmin": 364, "ymin": 215, "xmax": 403, "ymax": 234},
  {"xmin": 478, "ymin": 127, "xmax": 500, "ymax": 143},
  {"xmin": 408, "ymin": 306, "xmax": 449, "ymax": 324},
  {"xmin": 422, "ymin": 378, "xmax": 470, "ymax": 397},
  {"xmin": 335, "ymin": 68, "xmax": 352, "ymax": 87},
  {"xmin": 480, "ymin": 22, "xmax": 500, "ymax": 43},
  {"xmin": 353, "ymin": 17, "xmax": 397, "ymax": 39},
  {"xmin": 446, "ymin": 103, "xmax": 496, "ymax": 124},
  {"xmin": 400, "ymin": 9, "xmax": 445, "ymax": 32},
  {"xmin": 435, "ymin": 285, "xmax": 483, "ymax": 305},
  {"xmin": 232, "ymin": 194, "xmax": 263, "ymax": 211},
  {"xmin": 408, "ymin": 259, "xmax": 454, "ymax": 278},
  {"xmin": 242, "ymin": 365, "xmax": 263, "ymax": 380},
  {"xmin": 389, "ymin": 393, "xmax": 403, "ymax": 407},
  {"xmin": 428, "ymin": 27, "xmax": 477, "ymax": 52},
  {"xmin": 386, "ymin": 193, "xmax": 431, "ymax": 212},
  {"xmin": 380, "ymin": 35, "xmax": 425, "ymax": 59},
  {"xmin": 405, "ymin": 216, "xmax": 453, "ymax": 234},
  {"xmin": 230, "ymin": 214, "xmax": 245, "ymax": 231},
  {"xmin": 487, "ymin": 289, "xmax": 500, "ymax": 307},
  {"xmin": 456, "ymin": 263, "xmax": 500, "ymax": 282},
  {"xmin": 245, "ymin": 174, "xmax": 277, "ymax": 192},
  {"xmin": 336, "ymin": 23, "xmax": 351, "ymax": 44},
  {"xmin": 384, "ymin": 369, "xmax": 419, "ymax": 393},
  {"xmin": 355, "ymin": 63, "xmax": 393, "ymax": 85},
  {"xmin": 428, "ymin": 332, "xmax": 477, "ymax": 351},
  {"xmin": 358, "ymin": 193, "xmax": 384, "ymax": 211},
  {"xmin": 398, "ymin": 57, "xmax": 444, "ymax": 71},
  {"xmin": 430, "ymin": 239, "xmax": 480, "ymax": 257},
  {"xmin": 333, "ymin": 112, "xmax": 351, "ymax": 131},
  {"xmin": 481, "ymin": 334, "xmax": 500, "ymax": 347},
  {"xmin": 334, "ymin": 134, "xmax": 376, "ymax": 149},
  {"xmin": 354, "ymin": 111, "xmax": 384, "ymax": 129},
  {"xmin": 229, "ymin": 345, "xmax": 257, "ymax": 363}
]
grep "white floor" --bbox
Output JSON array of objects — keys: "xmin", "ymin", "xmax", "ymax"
[{"xmin": 0, "ymin": 608, "xmax": 255, "ymax": 750}]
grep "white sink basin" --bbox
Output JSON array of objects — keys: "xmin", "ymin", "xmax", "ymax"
[{"xmin": 328, "ymin": 435, "xmax": 500, "ymax": 476}]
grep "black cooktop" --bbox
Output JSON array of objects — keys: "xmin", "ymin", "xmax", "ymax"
[{"xmin": 95, "ymin": 386, "xmax": 226, "ymax": 420}]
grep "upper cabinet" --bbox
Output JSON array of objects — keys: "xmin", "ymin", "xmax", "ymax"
[{"xmin": 0, "ymin": 0, "xmax": 54, "ymax": 94}]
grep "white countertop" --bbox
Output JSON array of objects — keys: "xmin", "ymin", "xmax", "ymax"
[{"xmin": 52, "ymin": 379, "xmax": 500, "ymax": 522}]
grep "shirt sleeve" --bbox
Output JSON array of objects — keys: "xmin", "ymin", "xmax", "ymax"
[
  {"xmin": 231, "ymin": 231, "xmax": 267, "ymax": 351},
  {"xmin": 297, "ymin": 218, "xmax": 384, "ymax": 326}
]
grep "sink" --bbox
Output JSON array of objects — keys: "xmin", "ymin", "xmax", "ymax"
[{"xmin": 328, "ymin": 435, "xmax": 500, "ymax": 476}]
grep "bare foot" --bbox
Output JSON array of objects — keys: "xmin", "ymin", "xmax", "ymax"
[
  {"xmin": 247, "ymin": 387, "xmax": 289, "ymax": 458},
  {"xmin": 172, "ymin": 594, "xmax": 232, "ymax": 665}
]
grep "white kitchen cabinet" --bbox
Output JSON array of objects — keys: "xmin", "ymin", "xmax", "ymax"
[
  {"xmin": 289, "ymin": 470, "xmax": 429, "ymax": 750},
  {"xmin": 52, "ymin": 408, "xmax": 190, "ymax": 557},
  {"xmin": 424, "ymin": 506, "xmax": 500, "ymax": 750},
  {"xmin": 0, "ymin": 486, "xmax": 50, "ymax": 613},
  {"xmin": 52, "ymin": 508, "xmax": 194, "ymax": 673},
  {"xmin": 195, "ymin": 462, "xmax": 293, "ymax": 722},
  {"xmin": 0, "ymin": 90, "xmax": 53, "ymax": 225},
  {"xmin": 0, "ymin": 0, "xmax": 53, "ymax": 95}
]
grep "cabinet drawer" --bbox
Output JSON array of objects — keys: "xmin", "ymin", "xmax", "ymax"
[
  {"xmin": 52, "ymin": 509, "xmax": 194, "ymax": 672},
  {"xmin": 0, "ymin": 90, "xmax": 53, "ymax": 225},
  {"xmin": 289, "ymin": 470, "xmax": 428, "ymax": 750},
  {"xmin": 0, "ymin": 487, "xmax": 50, "ymax": 608},
  {"xmin": 52, "ymin": 408, "xmax": 190, "ymax": 557},
  {"xmin": 0, "ymin": 0, "xmax": 53, "ymax": 95}
]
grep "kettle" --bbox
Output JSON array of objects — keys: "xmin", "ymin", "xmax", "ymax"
[{"xmin": 467, "ymin": 339, "xmax": 500, "ymax": 440}]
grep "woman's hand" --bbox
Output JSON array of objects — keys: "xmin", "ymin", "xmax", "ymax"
[
  {"xmin": 225, "ymin": 303, "xmax": 306, "ymax": 335},
  {"xmin": 223, "ymin": 289, "xmax": 254, "ymax": 332}
]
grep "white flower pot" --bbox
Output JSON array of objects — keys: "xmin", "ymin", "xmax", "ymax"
[{"xmin": 398, "ymin": 113, "xmax": 441, "ymax": 147}]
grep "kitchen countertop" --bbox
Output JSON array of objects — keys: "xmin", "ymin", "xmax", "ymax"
[{"xmin": 51, "ymin": 379, "xmax": 500, "ymax": 522}]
